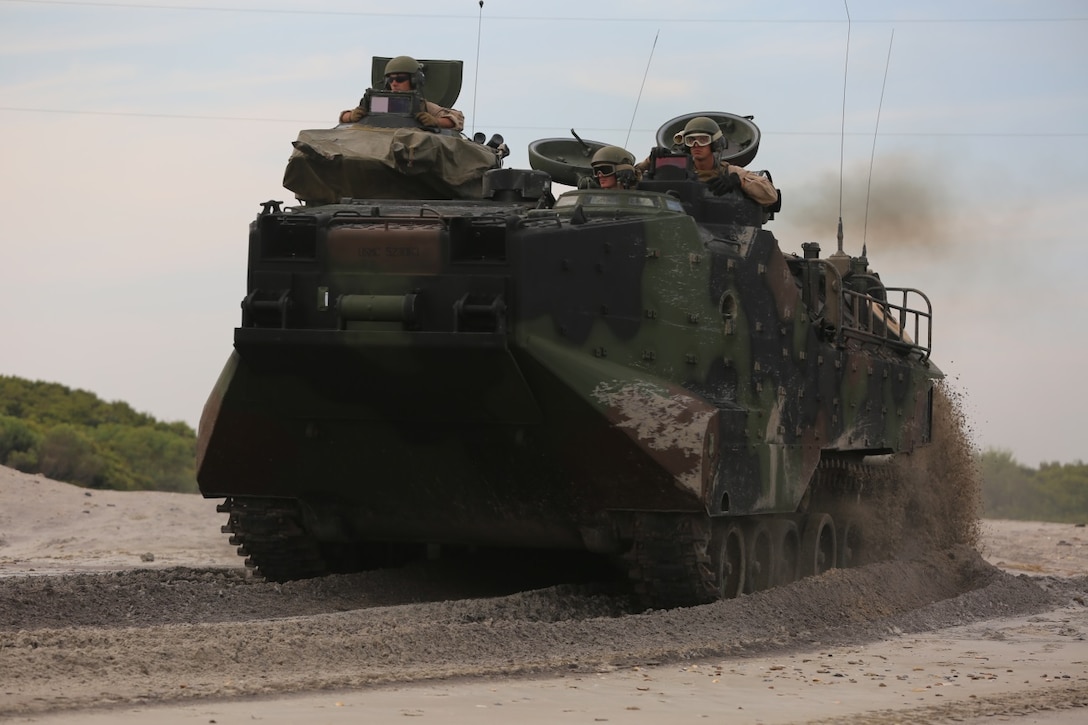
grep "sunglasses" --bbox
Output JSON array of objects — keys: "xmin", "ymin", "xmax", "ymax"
[
  {"xmin": 592, "ymin": 163, "xmax": 616, "ymax": 177},
  {"xmin": 675, "ymin": 132, "xmax": 713, "ymax": 147},
  {"xmin": 387, "ymin": 73, "xmax": 412, "ymax": 83}
]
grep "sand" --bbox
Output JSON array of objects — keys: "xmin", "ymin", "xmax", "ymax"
[{"xmin": 1, "ymin": 465, "xmax": 1086, "ymax": 724}]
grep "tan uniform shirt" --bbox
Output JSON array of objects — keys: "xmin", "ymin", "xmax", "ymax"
[
  {"xmin": 421, "ymin": 100, "xmax": 464, "ymax": 131},
  {"xmin": 636, "ymin": 155, "xmax": 778, "ymax": 206},
  {"xmin": 338, "ymin": 100, "xmax": 465, "ymax": 132},
  {"xmin": 698, "ymin": 163, "xmax": 779, "ymax": 206}
]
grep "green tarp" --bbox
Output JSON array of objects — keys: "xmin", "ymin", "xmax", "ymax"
[{"xmin": 283, "ymin": 126, "xmax": 501, "ymax": 204}]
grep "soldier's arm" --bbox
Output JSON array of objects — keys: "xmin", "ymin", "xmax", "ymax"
[
  {"xmin": 339, "ymin": 106, "xmax": 365, "ymax": 124},
  {"xmin": 728, "ymin": 165, "xmax": 778, "ymax": 206},
  {"xmin": 427, "ymin": 102, "xmax": 465, "ymax": 131}
]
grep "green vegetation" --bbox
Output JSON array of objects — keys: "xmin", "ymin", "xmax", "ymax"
[
  {"xmin": 0, "ymin": 375, "xmax": 197, "ymax": 493},
  {"xmin": 980, "ymin": 449, "xmax": 1088, "ymax": 523}
]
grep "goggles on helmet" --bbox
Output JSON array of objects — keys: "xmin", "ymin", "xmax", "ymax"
[
  {"xmin": 679, "ymin": 133, "xmax": 713, "ymax": 147},
  {"xmin": 592, "ymin": 163, "xmax": 617, "ymax": 177}
]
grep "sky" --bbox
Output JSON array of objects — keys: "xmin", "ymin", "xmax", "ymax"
[{"xmin": 1, "ymin": 0, "xmax": 1085, "ymax": 467}]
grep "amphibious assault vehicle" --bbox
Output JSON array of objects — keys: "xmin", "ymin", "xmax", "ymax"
[{"xmin": 196, "ymin": 60, "xmax": 940, "ymax": 608}]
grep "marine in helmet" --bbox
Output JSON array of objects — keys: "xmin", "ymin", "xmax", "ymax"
[
  {"xmin": 590, "ymin": 145, "xmax": 641, "ymax": 189},
  {"xmin": 339, "ymin": 55, "xmax": 466, "ymax": 131},
  {"xmin": 675, "ymin": 116, "xmax": 777, "ymax": 205}
]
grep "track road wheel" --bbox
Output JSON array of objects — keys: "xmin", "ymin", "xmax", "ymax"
[
  {"xmin": 743, "ymin": 519, "xmax": 775, "ymax": 593},
  {"xmin": 837, "ymin": 516, "xmax": 865, "ymax": 568},
  {"xmin": 800, "ymin": 513, "xmax": 837, "ymax": 577},
  {"xmin": 771, "ymin": 518, "xmax": 801, "ymax": 586},
  {"xmin": 710, "ymin": 521, "xmax": 745, "ymax": 600}
]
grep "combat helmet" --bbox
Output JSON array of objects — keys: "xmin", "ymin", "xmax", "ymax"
[
  {"xmin": 591, "ymin": 145, "xmax": 639, "ymax": 188},
  {"xmin": 384, "ymin": 55, "xmax": 425, "ymax": 90},
  {"xmin": 674, "ymin": 116, "xmax": 726, "ymax": 152}
]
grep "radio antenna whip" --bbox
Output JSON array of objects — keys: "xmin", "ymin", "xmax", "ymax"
[
  {"xmin": 471, "ymin": 1, "xmax": 484, "ymax": 136},
  {"xmin": 837, "ymin": 0, "xmax": 851, "ymax": 256},
  {"xmin": 862, "ymin": 29, "xmax": 895, "ymax": 254},
  {"xmin": 625, "ymin": 29, "xmax": 659, "ymax": 149}
]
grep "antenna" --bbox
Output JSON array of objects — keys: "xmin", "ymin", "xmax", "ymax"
[
  {"xmin": 625, "ymin": 29, "xmax": 659, "ymax": 149},
  {"xmin": 862, "ymin": 29, "xmax": 895, "ymax": 253},
  {"xmin": 471, "ymin": 1, "xmax": 484, "ymax": 137},
  {"xmin": 836, "ymin": 0, "xmax": 851, "ymax": 257}
]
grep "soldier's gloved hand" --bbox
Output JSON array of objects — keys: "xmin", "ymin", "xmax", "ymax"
[
  {"xmin": 708, "ymin": 172, "xmax": 742, "ymax": 196},
  {"xmin": 345, "ymin": 106, "xmax": 366, "ymax": 123},
  {"xmin": 576, "ymin": 175, "xmax": 598, "ymax": 189},
  {"xmin": 416, "ymin": 111, "xmax": 439, "ymax": 127}
]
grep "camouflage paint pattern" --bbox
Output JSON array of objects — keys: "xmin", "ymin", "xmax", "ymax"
[{"xmin": 197, "ymin": 182, "xmax": 940, "ymax": 556}]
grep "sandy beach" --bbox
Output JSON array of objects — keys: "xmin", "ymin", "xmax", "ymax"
[{"xmin": 2, "ymin": 466, "xmax": 1086, "ymax": 724}]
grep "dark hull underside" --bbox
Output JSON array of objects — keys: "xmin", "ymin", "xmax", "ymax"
[{"xmin": 197, "ymin": 334, "xmax": 707, "ymax": 552}]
